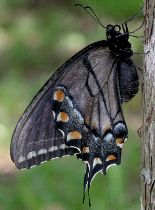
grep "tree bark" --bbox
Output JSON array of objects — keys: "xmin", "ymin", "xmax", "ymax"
[{"xmin": 141, "ymin": 0, "xmax": 155, "ymax": 209}]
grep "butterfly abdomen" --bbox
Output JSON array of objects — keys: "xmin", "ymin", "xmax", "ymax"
[{"xmin": 118, "ymin": 59, "xmax": 139, "ymax": 103}]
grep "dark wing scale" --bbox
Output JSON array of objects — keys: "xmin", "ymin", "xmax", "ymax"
[{"xmin": 11, "ymin": 41, "xmax": 109, "ymax": 168}]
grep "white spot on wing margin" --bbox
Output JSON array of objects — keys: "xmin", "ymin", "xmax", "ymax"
[
  {"xmin": 60, "ymin": 144, "xmax": 68, "ymax": 149},
  {"xmin": 27, "ymin": 151, "xmax": 37, "ymax": 159},
  {"xmin": 18, "ymin": 156, "xmax": 26, "ymax": 163},
  {"xmin": 117, "ymin": 143, "xmax": 123, "ymax": 148},
  {"xmin": 38, "ymin": 149, "xmax": 47, "ymax": 155},
  {"xmin": 48, "ymin": 146, "xmax": 58, "ymax": 152}
]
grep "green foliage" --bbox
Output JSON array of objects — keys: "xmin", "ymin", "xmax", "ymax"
[{"xmin": 0, "ymin": 0, "xmax": 142, "ymax": 209}]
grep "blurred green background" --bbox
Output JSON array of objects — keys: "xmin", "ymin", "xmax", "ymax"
[{"xmin": 0, "ymin": 0, "xmax": 143, "ymax": 210}]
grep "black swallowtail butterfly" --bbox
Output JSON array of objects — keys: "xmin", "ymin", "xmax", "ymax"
[{"xmin": 10, "ymin": 5, "xmax": 139, "ymax": 205}]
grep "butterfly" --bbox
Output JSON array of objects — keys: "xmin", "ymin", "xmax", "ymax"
[{"xmin": 10, "ymin": 4, "xmax": 139, "ymax": 205}]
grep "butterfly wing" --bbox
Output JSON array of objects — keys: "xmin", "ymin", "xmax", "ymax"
[
  {"xmin": 10, "ymin": 41, "xmax": 107, "ymax": 168},
  {"xmin": 10, "ymin": 40, "xmax": 128, "ymax": 183}
]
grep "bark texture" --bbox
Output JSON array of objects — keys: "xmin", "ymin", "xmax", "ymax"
[{"xmin": 141, "ymin": 0, "xmax": 155, "ymax": 209}]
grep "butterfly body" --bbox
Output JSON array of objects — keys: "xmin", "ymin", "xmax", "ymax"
[
  {"xmin": 106, "ymin": 24, "xmax": 132, "ymax": 58},
  {"xmin": 10, "ymin": 23, "xmax": 139, "ymax": 196}
]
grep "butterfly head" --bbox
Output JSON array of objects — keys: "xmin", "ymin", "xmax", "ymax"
[{"xmin": 106, "ymin": 24, "xmax": 133, "ymax": 58}]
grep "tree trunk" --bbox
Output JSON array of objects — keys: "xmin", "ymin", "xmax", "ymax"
[{"xmin": 141, "ymin": 1, "xmax": 155, "ymax": 209}]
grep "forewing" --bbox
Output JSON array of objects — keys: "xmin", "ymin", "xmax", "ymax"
[{"xmin": 11, "ymin": 40, "xmax": 115, "ymax": 169}]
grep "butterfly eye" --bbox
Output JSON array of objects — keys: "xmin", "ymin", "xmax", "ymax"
[
  {"xmin": 107, "ymin": 24, "xmax": 113, "ymax": 31},
  {"xmin": 114, "ymin": 25, "xmax": 121, "ymax": 32}
]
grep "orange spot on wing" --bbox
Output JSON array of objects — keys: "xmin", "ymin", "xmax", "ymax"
[
  {"xmin": 57, "ymin": 112, "xmax": 69, "ymax": 122},
  {"xmin": 67, "ymin": 131, "xmax": 82, "ymax": 141},
  {"xmin": 82, "ymin": 147, "xmax": 89, "ymax": 154},
  {"xmin": 116, "ymin": 138, "xmax": 124, "ymax": 144},
  {"xmin": 54, "ymin": 89, "xmax": 65, "ymax": 102},
  {"xmin": 106, "ymin": 154, "xmax": 117, "ymax": 162}
]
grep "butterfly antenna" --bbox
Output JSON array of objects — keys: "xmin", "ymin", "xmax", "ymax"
[
  {"xmin": 122, "ymin": 5, "xmax": 143, "ymax": 25},
  {"xmin": 122, "ymin": 5, "xmax": 144, "ymax": 35},
  {"xmin": 129, "ymin": 34, "xmax": 144, "ymax": 38},
  {"xmin": 75, "ymin": 4, "xmax": 106, "ymax": 29},
  {"xmin": 129, "ymin": 18, "xmax": 145, "ymax": 34}
]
